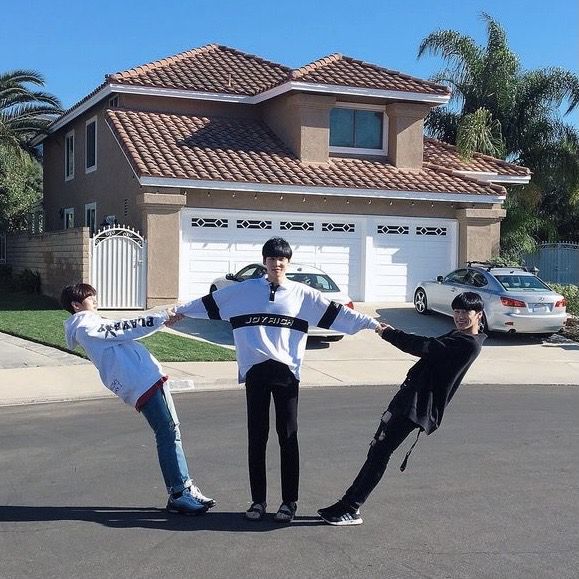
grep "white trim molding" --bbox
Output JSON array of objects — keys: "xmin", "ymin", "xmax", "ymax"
[
  {"xmin": 455, "ymin": 170, "xmax": 531, "ymax": 184},
  {"xmin": 139, "ymin": 175, "xmax": 505, "ymax": 204},
  {"xmin": 85, "ymin": 116, "xmax": 98, "ymax": 174},
  {"xmin": 64, "ymin": 130, "xmax": 75, "ymax": 181}
]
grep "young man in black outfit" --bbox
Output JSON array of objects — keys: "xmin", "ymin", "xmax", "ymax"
[{"xmin": 318, "ymin": 291, "xmax": 486, "ymax": 526}]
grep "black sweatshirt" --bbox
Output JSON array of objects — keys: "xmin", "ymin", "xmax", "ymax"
[{"xmin": 382, "ymin": 328, "xmax": 486, "ymax": 434}]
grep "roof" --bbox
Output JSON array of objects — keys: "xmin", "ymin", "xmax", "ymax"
[
  {"xmin": 108, "ymin": 45, "xmax": 449, "ymax": 97},
  {"xmin": 106, "ymin": 109, "xmax": 505, "ymax": 198},
  {"xmin": 108, "ymin": 44, "xmax": 291, "ymax": 96},
  {"xmin": 288, "ymin": 54, "xmax": 449, "ymax": 96},
  {"xmin": 424, "ymin": 138, "xmax": 530, "ymax": 178},
  {"xmin": 49, "ymin": 45, "xmax": 450, "ymax": 132}
]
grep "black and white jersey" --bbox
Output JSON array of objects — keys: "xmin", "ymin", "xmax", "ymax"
[{"xmin": 177, "ymin": 277, "xmax": 379, "ymax": 382}]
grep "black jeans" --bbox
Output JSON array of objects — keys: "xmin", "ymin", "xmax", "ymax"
[
  {"xmin": 245, "ymin": 360, "xmax": 299, "ymax": 504},
  {"xmin": 343, "ymin": 411, "xmax": 418, "ymax": 509}
]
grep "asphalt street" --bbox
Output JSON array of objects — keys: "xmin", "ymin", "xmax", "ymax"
[{"xmin": 1, "ymin": 384, "xmax": 578, "ymax": 579}]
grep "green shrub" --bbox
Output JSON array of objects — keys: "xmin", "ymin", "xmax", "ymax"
[
  {"xmin": 12, "ymin": 269, "xmax": 42, "ymax": 294},
  {"xmin": 550, "ymin": 283, "xmax": 579, "ymax": 316}
]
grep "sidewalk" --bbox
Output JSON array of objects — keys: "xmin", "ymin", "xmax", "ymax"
[{"xmin": 1, "ymin": 324, "xmax": 578, "ymax": 406}]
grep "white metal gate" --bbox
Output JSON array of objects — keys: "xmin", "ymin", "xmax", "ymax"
[{"xmin": 91, "ymin": 226, "xmax": 147, "ymax": 309}]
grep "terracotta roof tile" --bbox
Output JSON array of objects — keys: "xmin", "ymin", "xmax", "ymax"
[
  {"xmin": 288, "ymin": 54, "xmax": 449, "ymax": 96},
  {"xmin": 424, "ymin": 137, "xmax": 530, "ymax": 177},
  {"xmin": 108, "ymin": 44, "xmax": 291, "ymax": 96},
  {"xmin": 106, "ymin": 109, "xmax": 505, "ymax": 197}
]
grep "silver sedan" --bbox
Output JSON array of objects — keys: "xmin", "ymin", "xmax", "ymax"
[{"xmin": 413, "ymin": 265, "xmax": 567, "ymax": 335}]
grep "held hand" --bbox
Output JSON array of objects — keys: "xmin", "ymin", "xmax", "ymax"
[
  {"xmin": 375, "ymin": 322, "xmax": 393, "ymax": 336},
  {"xmin": 164, "ymin": 308, "xmax": 185, "ymax": 327}
]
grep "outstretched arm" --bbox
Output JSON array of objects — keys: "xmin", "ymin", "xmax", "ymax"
[
  {"xmin": 301, "ymin": 290, "xmax": 380, "ymax": 335},
  {"xmin": 378, "ymin": 323, "xmax": 458, "ymax": 358},
  {"xmin": 80, "ymin": 311, "xmax": 169, "ymax": 342}
]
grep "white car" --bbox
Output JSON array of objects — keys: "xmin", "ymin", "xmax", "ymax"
[
  {"xmin": 210, "ymin": 263, "xmax": 354, "ymax": 340},
  {"xmin": 413, "ymin": 263, "xmax": 567, "ymax": 336}
]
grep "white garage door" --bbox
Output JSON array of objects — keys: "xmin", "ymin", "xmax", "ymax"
[
  {"xmin": 179, "ymin": 208, "xmax": 457, "ymax": 303},
  {"xmin": 366, "ymin": 216, "xmax": 458, "ymax": 301},
  {"xmin": 179, "ymin": 209, "xmax": 363, "ymax": 301}
]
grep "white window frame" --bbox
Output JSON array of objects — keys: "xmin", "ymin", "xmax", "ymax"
[
  {"xmin": 329, "ymin": 102, "xmax": 389, "ymax": 156},
  {"xmin": 85, "ymin": 116, "xmax": 97, "ymax": 173},
  {"xmin": 84, "ymin": 202, "xmax": 97, "ymax": 233},
  {"xmin": 64, "ymin": 130, "xmax": 75, "ymax": 181},
  {"xmin": 64, "ymin": 207, "xmax": 75, "ymax": 229}
]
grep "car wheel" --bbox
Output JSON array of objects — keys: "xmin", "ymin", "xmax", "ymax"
[
  {"xmin": 414, "ymin": 288, "xmax": 429, "ymax": 314},
  {"xmin": 210, "ymin": 284, "xmax": 217, "ymax": 293}
]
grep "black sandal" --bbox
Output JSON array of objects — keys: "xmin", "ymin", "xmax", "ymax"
[
  {"xmin": 273, "ymin": 501, "xmax": 297, "ymax": 523},
  {"xmin": 244, "ymin": 502, "xmax": 266, "ymax": 521}
]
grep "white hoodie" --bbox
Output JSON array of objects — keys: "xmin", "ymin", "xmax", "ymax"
[{"xmin": 64, "ymin": 310, "xmax": 168, "ymax": 407}]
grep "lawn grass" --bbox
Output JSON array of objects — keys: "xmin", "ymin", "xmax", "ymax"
[{"xmin": 0, "ymin": 287, "xmax": 236, "ymax": 362}]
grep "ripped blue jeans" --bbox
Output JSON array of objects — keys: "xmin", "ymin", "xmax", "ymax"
[{"xmin": 140, "ymin": 384, "xmax": 192, "ymax": 495}]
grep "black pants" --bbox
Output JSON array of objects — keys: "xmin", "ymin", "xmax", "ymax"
[
  {"xmin": 343, "ymin": 411, "xmax": 418, "ymax": 509},
  {"xmin": 245, "ymin": 360, "xmax": 299, "ymax": 504}
]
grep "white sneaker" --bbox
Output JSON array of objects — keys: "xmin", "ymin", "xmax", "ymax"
[{"xmin": 189, "ymin": 484, "xmax": 216, "ymax": 509}]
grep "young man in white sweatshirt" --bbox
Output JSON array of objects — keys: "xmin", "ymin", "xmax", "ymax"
[
  {"xmin": 176, "ymin": 237, "xmax": 380, "ymax": 523},
  {"xmin": 61, "ymin": 283, "xmax": 214, "ymax": 516}
]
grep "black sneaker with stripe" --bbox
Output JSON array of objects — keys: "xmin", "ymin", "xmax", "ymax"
[{"xmin": 317, "ymin": 500, "xmax": 363, "ymax": 526}]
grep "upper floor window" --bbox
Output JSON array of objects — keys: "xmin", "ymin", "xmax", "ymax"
[
  {"xmin": 85, "ymin": 116, "xmax": 97, "ymax": 173},
  {"xmin": 329, "ymin": 105, "xmax": 386, "ymax": 154},
  {"xmin": 108, "ymin": 95, "xmax": 119, "ymax": 107},
  {"xmin": 65, "ymin": 130, "xmax": 74, "ymax": 180}
]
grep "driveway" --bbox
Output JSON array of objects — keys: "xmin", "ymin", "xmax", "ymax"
[{"xmin": 170, "ymin": 302, "xmax": 579, "ymax": 386}]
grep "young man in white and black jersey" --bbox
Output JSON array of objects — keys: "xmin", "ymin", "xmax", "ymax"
[{"xmin": 176, "ymin": 237, "xmax": 380, "ymax": 522}]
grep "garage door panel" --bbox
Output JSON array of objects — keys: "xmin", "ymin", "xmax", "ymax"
[
  {"xmin": 367, "ymin": 218, "xmax": 457, "ymax": 302},
  {"xmin": 180, "ymin": 209, "xmax": 363, "ymax": 301}
]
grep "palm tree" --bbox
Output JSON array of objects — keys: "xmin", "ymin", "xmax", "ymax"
[
  {"xmin": 418, "ymin": 13, "xmax": 579, "ymax": 242},
  {"xmin": 0, "ymin": 69, "xmax": 63, "ymax": 156}
]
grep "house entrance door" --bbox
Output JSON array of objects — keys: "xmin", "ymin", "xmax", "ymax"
[{"xmin": 91, "ymin": 226, "xmax": 147, "ymax": 309}]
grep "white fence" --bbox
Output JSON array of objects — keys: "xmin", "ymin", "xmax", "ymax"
[
  {"xmin": 91, "ymin": 226, "xmax": 147, "ymax": 309},
  {"xmin": 523, "ymin": 242, "xmax": 579, "ymax": 285}
]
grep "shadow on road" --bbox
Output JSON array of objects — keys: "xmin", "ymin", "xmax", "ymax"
[{"xmin": 0, "ymin": 506, "xmax": 324, "ymax": 532}]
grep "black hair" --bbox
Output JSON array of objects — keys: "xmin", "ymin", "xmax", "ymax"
[
  {"xmin": 262, "ymin": 237, "xmax": 292, "ymax": 260},
  {"xmin": 451, "ymin": 291, "xmax": 484, "ymax": 312},
  {"xmin": 60, "ymin": 283, "xmax": 97, "ymax": 314}
]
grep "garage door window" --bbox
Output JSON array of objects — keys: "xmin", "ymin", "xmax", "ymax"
[
  {"xmin": 378, "ymin": 225, "xmax": 409, "ymax": 235},
  {"xmin": 191, "ymin": 218, "xmax": 228, "ymax": 228},
  {"xmin": 237, "ymin": 219, "xmax": 272, "ymax": 229},
  {"xmin": 322, "ymin": 222, "xmax": 356, "ymax": 232},
  {"xmin": 416, "ymin": 226, "xmax": 447, "ymax": 236},
  {"xmin": 281, "ymin": 221, "xmax": 315, "ymax": 231}
]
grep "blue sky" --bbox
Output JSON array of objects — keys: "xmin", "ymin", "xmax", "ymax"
[{"xmin": 3, "ymin": 0, "xmax": 578, "ymax": 123}]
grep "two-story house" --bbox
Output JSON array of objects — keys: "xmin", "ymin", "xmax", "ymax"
[{"xmin": 38, "ymin": 44, "xmax": 530, "ymax": 307}]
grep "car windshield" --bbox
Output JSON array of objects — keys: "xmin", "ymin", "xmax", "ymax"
[
  {"xmin": 494, "ymin": 274, "xmax": 551, "ymax": 292},
  {"xmin": 286, "ymin": 273, "xmax": 340, "ymax": 292}
]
